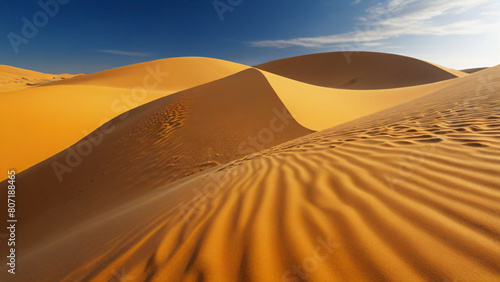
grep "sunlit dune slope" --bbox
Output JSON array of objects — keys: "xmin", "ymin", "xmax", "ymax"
[
  {"xmin": 0, "ymin": 85, "xmax": 168, "ymax": 174},
  {"xmin": 48, "ymin": 57, "xmax": 250, "ymax": 93},
  {"xmin": 260, "ymin": 69, "xmax": 459, "ymax": 131},
  {"xmin": 0, "ymin": 69, "xmax": 312, "ymax": 270},
  {"xmin": 3, "ymin": 65, "xmax": 499, "ymax": 282},
  {"xmin": 255, "ymin": 51, "xmax": 465, "ymax": 89},
  {"xmin": 0, "ymin": 65, "xmax": 76, "ymax": 92}
]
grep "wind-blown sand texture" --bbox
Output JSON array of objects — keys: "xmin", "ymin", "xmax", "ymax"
[{"xmin": 1, "ymin": 52, "xmax": 499, "ymax": 282}]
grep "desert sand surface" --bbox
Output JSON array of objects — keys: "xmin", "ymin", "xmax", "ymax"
[
  {"xmin": 0, "ymin": 58, "xmax": 250, "ymax": 174},
  {"xmin": 255, "ymin": 51, "xmax": 466, "ymax": 89},
  {"xmin": 5, "ymin": 69, "xmax": 312, "ymax": 241},
  {"xmin": 0, "ymin": 65, "xmax": 76, "ymax": 92},
  {"xmin": 1, "ymin": 54, "xmax": 499, "ymax": 282},
  {"xmin": 1, "ymin": 53, "xmax": 463, "ymax": 175}
]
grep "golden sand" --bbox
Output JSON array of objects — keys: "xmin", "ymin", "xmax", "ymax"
[
  {"xmin": 1, "ymin": 53, "xmax": 499, "ymax": 281},
  {"xmin": 0, "ymin": 53, "xmax": 462, "ymax": 174}
]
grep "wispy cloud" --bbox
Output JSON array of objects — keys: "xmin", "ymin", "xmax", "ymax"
[
  {"xmin": 96, "ymin": 50, "xmax": 152, "ymax": 57},
  {"xmin": 480, "ymin": 2, "xmax": 500, "ymax": 15},
  {"xmin": 351, "ymin": 0, "xmax": 362, "ymax": 5},
  {"xmin": 251, "ymin": 0, "xmax": 499, "ymax": 48}
]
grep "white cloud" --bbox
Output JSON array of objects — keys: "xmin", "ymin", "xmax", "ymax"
[
  {"xmin": 351, "ymin": 0, "xmax": 362, "ymax": 5},
  {"xmin": 96, "ymin": 50, "xmax": 152, "ymax": 57},
  {"xmin": 362, "ymin": 42, "xmax": 383, "ymax": 47},
  {"xmin": 251, "ymin": 0, "xmax": 498, "ymax": 48}
]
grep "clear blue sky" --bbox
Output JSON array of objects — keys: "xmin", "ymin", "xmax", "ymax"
[{"xmin": 1, "ymin": 0, "xmax": 499, "ymax": 74}]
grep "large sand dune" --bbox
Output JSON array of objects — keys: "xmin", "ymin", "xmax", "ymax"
[
  {"xmin": 255, "ymin": 52, "xmax": 466, "ymax": 89},
  {"xmin": 2, "ymin": 62, "xmax": 498, "ymax": 281},
  {"xmin": 1, "ymin": 54, "xmax": 463, "ymax": 174}
]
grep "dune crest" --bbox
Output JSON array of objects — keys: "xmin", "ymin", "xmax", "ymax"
[
  {"xmin": 48, "ymin": 57, "xmax": 250, "ymax": 93},
  {"xmin": 255, "ymin": 51, "xmax": 464, "ymax": 89}
]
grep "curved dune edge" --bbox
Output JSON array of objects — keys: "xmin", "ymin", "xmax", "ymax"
[
  {"xmin": 258, "ymin": 69, "xmax": 459, "ymax": 131},
  {"xmin": 47, "ymin": 57, "xmax": 251, "ymax": 93},
  {"xmin": 8, "ymin": 65, "xmax": 500, "ymax": 281},
  {"xmin": 0, "ymin": 56, "xmax": 469, "ymax": 175},
  {"xmin": 425, "ymin": 61, "xmax": 468, "ymax": 78},
  {"xmin": 254, "ymin": 52, "xmax": 464, "ymax": 89}
]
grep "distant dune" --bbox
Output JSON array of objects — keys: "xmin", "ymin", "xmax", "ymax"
[
  {"xmin": 0, "ymin": 65, "xmax": 76, "ymax": 92},
  {"xmin": 49, "ymin": 57, "xmax": 249, "ymax": 93},
  {"xmin": 1, "ymin": 53, "xmax": 499, "ymax": 282},
  {"xmin": 461, "ymin": 67, "xmax": 489, "ymax": 74},
  {"xmin": 255, "ymin": 51, "xmax": 466, "ymax": 89}
]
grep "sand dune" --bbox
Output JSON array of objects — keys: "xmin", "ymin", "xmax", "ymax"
[
  {"xmin": 255, "ymin": 52, "xmax": 465, "ymax": 89},
  {"xmin": 0, "ymin": 65, "xmax": 76, "ymax": 92},
  {"xmin": 0, "ymin": 69, "xmax": 312, "ymax": 272},
  {"xmin": 2, "ymin": 63, "xmax": 499, "ymax": 281},
  {"xmin": 461, "ymin": 67, "xmax": 489, "ymax": 74},
  {"xmin": 1, "ymin": 55, "xmax": 461, "ymax": 175},
  {"xmin": 49, "ymin": 57, "xmax": 249, "ymax": 93},
  {"xmin": 425, "ymin": 61, "xmax": 468, "ymax": 78},
  {"xmin": 0, "ymin": 58, "xmax": 250, "ymax": 174}
]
